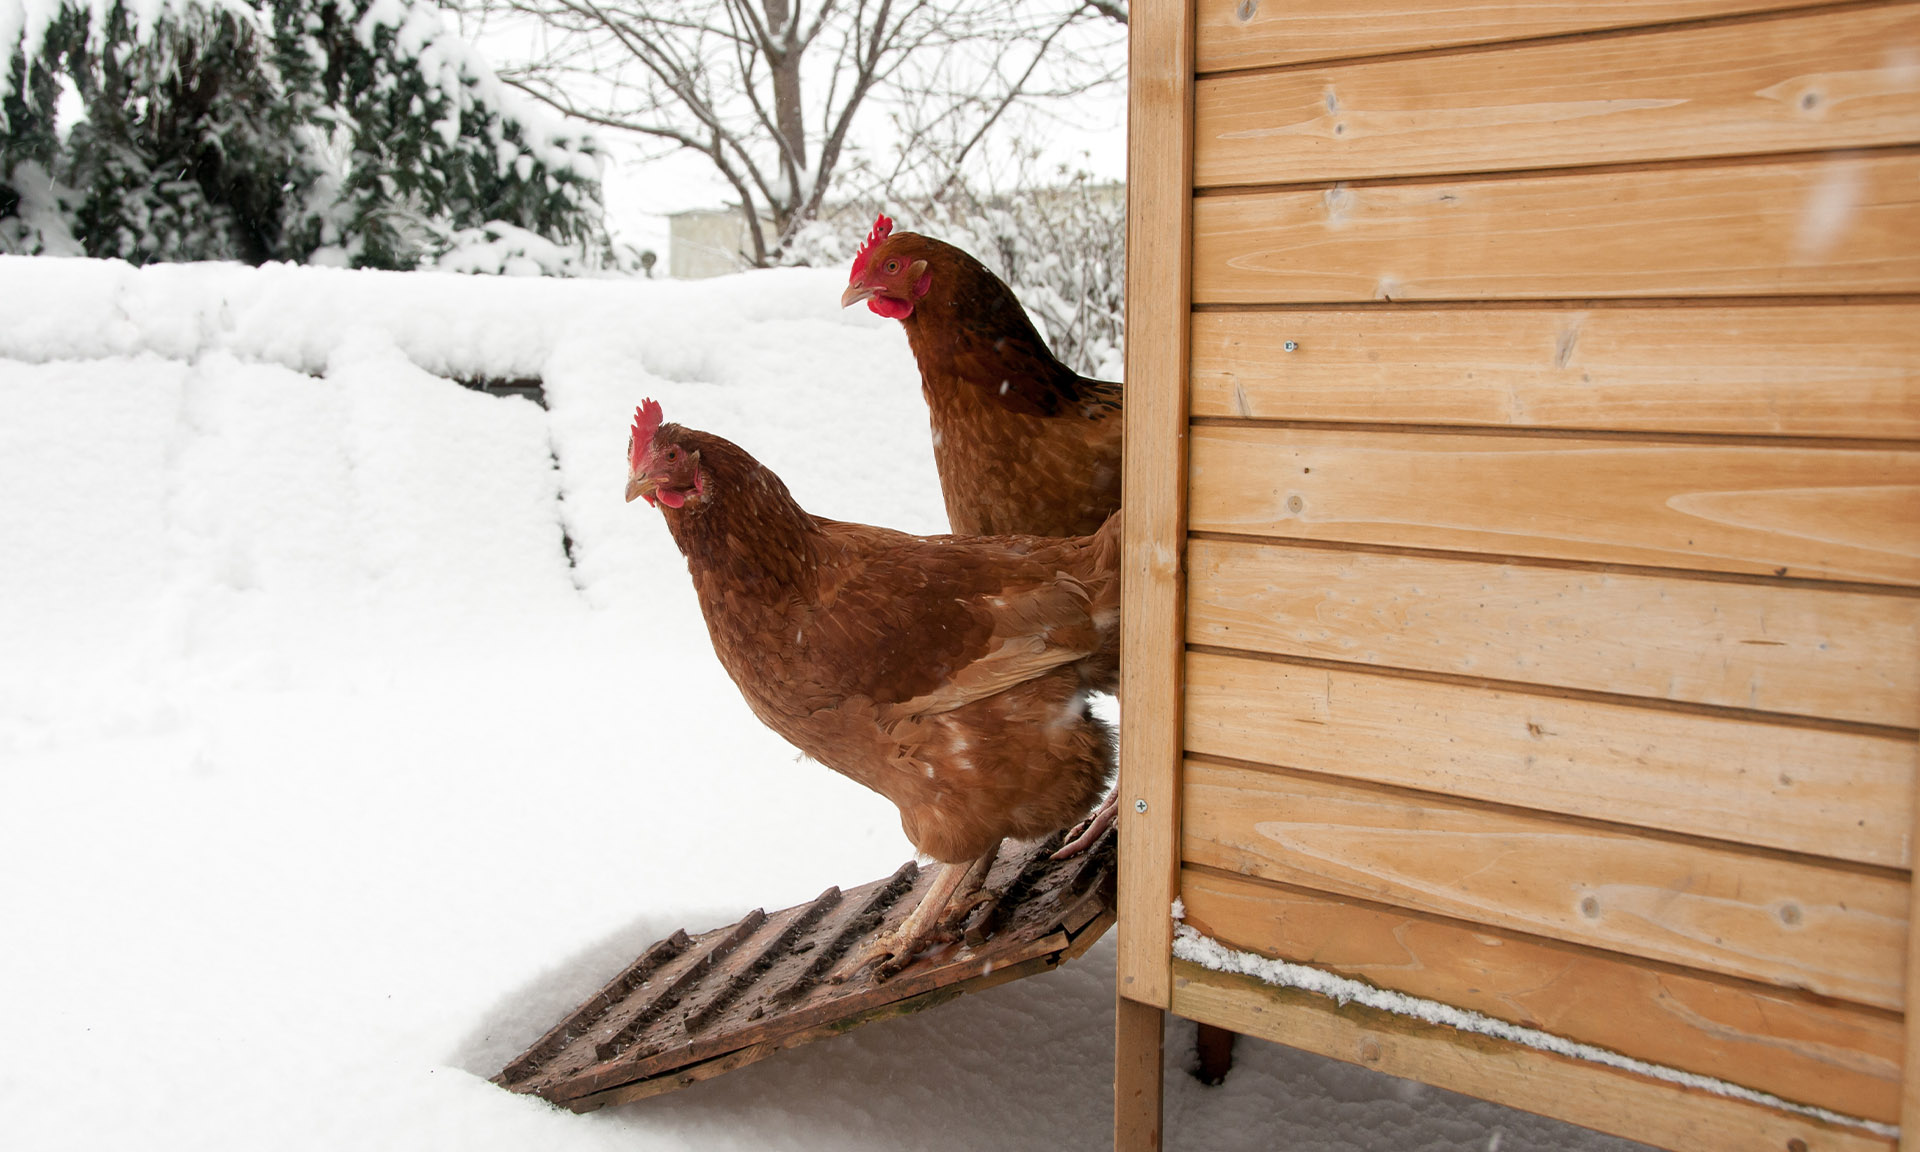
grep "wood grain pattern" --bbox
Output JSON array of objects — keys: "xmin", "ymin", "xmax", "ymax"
[
  {"xmin": 1170, "ymin": 960, "xmax": 1896, "ymax": 1152},
  {"xmin": 1188, "ymin": 425, "xmax": 1920, "ymax": 584},
  {"xmin": 1186, "ymin": 538, "xmax": 1920, "ymax": 728},
  {"xmin": 1194, "ymin": 0, "xmax": 1832, "ymax": 73},
  {"xmin": 1195, "ymin": 4, "xmax": 1920, "ymax": 186},
  {"xmin": 566, "ymin": 951, "xmax": 1063, "ymax": 1111},
  {"xmin": 1189, "ymin": 305, "xmax": 1920, "ymax": 439},
  {"xmin": 1115, "ymin": 994, "xmax": 1165, "ymax": 1150},
  {"xmin": 1180, "ymin": 867, "xmax": 1904, "ymax": 1123},
  {"xmin": 1904, "ymin": 779, "xmax": 1920, "ymax": 1136},
  {"xmin": 1157, "ymin": 3, "xmax": 1920, "ymax": 1146},
  {"xmin": 1117, "ymin": 0, "xmax": 1193, "ymax": 1017},
  {"xmin": 1182, "ymin": 759, "xmax": 1909, "ymax": 1009},
  {"xmin": 1191, "ymin": 154, "xmax": 1920, "ymax": 304},
  {"xmin": 1905, "ymin": 780, "xmax": 1920, "ymax": 1138},
  {"xmin": 1184, "ymin": 649, "xmax": 1915, "ymax": 868}
]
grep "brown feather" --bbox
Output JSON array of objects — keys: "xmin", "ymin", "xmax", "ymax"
[
  {"xmin": 640, "ymin": 421, "xmax": 1117, "ymax": 865},
  {"xmin": 855, "ymin": 232, "xmax": 1124, "ymax": 538}
]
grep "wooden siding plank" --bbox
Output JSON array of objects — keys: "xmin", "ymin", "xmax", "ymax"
[
  {"xmin": 1189, "ymin": 305, "xmax": 1920, "ymax": 440},
  {"xmin": 1186, "ymin": 539, "xmax": 1920, "ymax": 728},
  {"xmin": 1182, "ymin": 759, "xmax": 1909, "ymax": 1010},
  {"xmin": 1194, "ymin": 0, "xmax": 1836, "ymax": 74},
  {"xmin": 1184, "ymin": 649, "xmax": 1915, "ymax": 869},
  {"xmin": 1117, "ymin": 0, "xmax": 1193, "ymax": 1018},
  {"xmin": 1180, "ymin": 867, "xmax": 1904, "ymax": 1124},
  {"xmin": 1191, "ymin": 154, "xmax": 1920, "ymax": 304},
  {"xmin": 1170, "ymin": 959, "xmax": 1896, "ymax": 1152},
  {"xmin": 1187, "ymin": 425, "xmax": 1920, "ymax": 585},
  {"xmin": 1196, "ymin": 4, "xmax": 1920, "ymax": 187}
]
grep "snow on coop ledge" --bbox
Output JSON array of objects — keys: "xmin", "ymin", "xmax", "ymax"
[{"xmin": 1169, "ymin": 900, "xmax": 1897, "ymax": 1141}]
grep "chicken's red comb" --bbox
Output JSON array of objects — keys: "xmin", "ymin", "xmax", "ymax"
[
  {"xmin": 630, "ymin": 399, "xmax": 664, "ymax": 471},
  {"xmin": 849, "ymin": 213, "xmax": 893, "ymax": 282}
]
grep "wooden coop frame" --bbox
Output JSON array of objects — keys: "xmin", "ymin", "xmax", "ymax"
[{"xmin": 1114, "ymin": 2, "xmax": 1920, "ymax": 1150}]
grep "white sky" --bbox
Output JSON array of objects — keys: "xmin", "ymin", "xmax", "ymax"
[{"xmin": 596, "ymin": 98, "xmax": 1128, "ymax": 259}]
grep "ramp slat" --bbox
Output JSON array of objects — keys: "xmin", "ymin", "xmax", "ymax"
[{"xmin": 494, "ymin": 826, "xmax": 1116, "ymax": 1108}]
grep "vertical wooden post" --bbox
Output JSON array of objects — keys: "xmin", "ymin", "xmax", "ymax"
[
  {"xmin": 1118, "ymin": 0, "xmax": 1193, "ymax": 1148},
  {"xmin": 1118, "ymin": 0, "xmax": 1194, "ymax": 1015},
  {"xmin": 1116, "ymin": 992, "xmax": 1166, "ymax": 1149},
  {"xmin": 1193, "ymin": 1022, "xmax": 1235, "ymax": 1086},
  {"xmin": 1902, "ymin": 784, "xmax": 1920, "ymax": 1147}
]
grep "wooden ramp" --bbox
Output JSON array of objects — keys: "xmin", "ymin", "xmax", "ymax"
[{"xmin": 495, "ymin": 826, "xmax": 1116, "ymax": 1111}]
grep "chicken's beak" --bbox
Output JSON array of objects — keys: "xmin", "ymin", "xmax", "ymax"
[
  {"xmin": 840, "ymin": 281, "xmax": 875, "ymax": 309},
  {"xmin": 625, "ymin": 474, "xmax": 658, "ymax": 506}
]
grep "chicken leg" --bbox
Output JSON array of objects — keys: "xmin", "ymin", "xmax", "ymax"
[{"xmin": 861, "ymin": 843, "xmax": 1001, "ymax": 980}]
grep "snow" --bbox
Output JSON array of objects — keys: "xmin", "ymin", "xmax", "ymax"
[
  {"xmin": 2, "ymin": 254, "xmax": 1655, "ymax": 1151},
  {"xmin": 1169, "ymin": 903, "xmax": 1896, "ymax": 1140},
  {"xmin": 4, "ymin": 0, "xmax": 253, "ymax": 70}
]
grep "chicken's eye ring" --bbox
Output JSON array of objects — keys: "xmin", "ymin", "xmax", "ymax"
[
  {"xmin": 885, "ymin": 259, "xmax": 900, "ymax": 274},
  {"xmin": 664, "ymin": 446, "xmax": 680, "ymax": 462}
]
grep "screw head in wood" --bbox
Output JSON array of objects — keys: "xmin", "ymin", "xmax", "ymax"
[
  {"xmin": 1134, "ymin": 799, "xmax": 1148, "ymax": 813},
  {"xmin": 1283, "ymin": 340, "xmax": 1298, "ymax": 351}
]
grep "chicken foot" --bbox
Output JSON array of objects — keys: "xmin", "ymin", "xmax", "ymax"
[
  {"xmin": 945, "ymin": 842, "xmax": 1013, "ymax": 945},
  {"xmin": 943, "ymin": 843, "xmax": 1003, "ymax": 925},
  {"xmin": 858, "ymin": 844, "xmax": 1001, "ymax": 981},
  {"xmin": 1051, "ymin": 789, "xmax": 1118, "ymax": 860}
]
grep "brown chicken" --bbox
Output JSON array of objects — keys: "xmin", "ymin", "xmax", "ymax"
[
  {"xmin": 840, "ymin": 214, "xmax": 1123, "ymax": 539},
  {"xmin": 625, "ymin": 398, "xmax": 1118, "ymax": 976}
]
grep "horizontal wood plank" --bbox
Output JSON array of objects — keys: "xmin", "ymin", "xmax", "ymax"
[
  {"xmin": 1196, "ymin": 4, "xmax": 1920, "ymax": 186},
  {"xmin": 1170, "ymin": 959, "xmax": 1896, "ymax": 1152},
  {"xmin": 1180, "ymin": 867, "xmax": 1904, "ymax": 1123},
  {"xmin": 1191, "ymin": 154, "xmax": 1920, "ymax": 304},
  {"xmin": 1187, "ymin": 425, "xmax": 1920, "ymax": 584},
  {"xmin": 1189, "ymin": 305, "xmax": 1920, "ymax": 439},
  {"xmin": 1186, "ymin": 538, "xmax": 1920, "ymax": 728},
  {"xmin": 1182, "ymin": 759, "xmax": 1909, "ymax": 1009},
  {"xmin": 1183, "ymin": 649, "xmax": 1915, "ymax": 868},
  {"xmin": 1194, "ymin": 0, "xmax": 1833, "ymax": 73}
]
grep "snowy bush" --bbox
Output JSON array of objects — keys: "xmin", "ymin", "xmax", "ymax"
[
  {"xmin": 941, "ymin": 177, "xmax": 1127, "ymax": 383},
  {"xmin": 0, "ymin": 158, "xmax": 77, "ymax": 254},
  {"xmin": 435, "ymin": 219, "xmax": 598, "ymax": 276},
  {"xmin": 0, "ymin": 0, "xmax": 614, "ymax": 271}
]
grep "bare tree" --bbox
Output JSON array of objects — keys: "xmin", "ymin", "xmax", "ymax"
[{"xmin": 453, "ymin": 0, "xmax": 1125, "ymax": 266}]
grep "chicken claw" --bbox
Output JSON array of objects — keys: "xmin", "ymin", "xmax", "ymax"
[
  {"xmin": 860, "ymin": 922, "xmax": 960, "ymax": 982},
  {"xmin": 1051, "ymin": 790, "xmax": 1117, "ymax": 860},
  {"xmin": 853, "ymin": 846, "xmax": 1002, "ymax": 981}
]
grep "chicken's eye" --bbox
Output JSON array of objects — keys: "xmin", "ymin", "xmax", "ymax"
[
  {"xmin": 663, "ymin": 447, "xmax": 680, "ymax": 462},
  {"xmin": 885, "ymin": 259, "xmax": 900, "ymax": 274}
]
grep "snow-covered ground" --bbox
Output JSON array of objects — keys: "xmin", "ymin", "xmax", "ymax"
[{"xmin": 0, "ymin": 256, "xmax": 1651, "ymax": 1151}]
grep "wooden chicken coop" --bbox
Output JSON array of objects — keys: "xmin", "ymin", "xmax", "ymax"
[{"xmin": 1115, "ymin": 1, "xmax": 1920, "ymax": 1149}]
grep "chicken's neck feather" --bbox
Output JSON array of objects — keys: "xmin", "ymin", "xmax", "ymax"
[
  {"xmin": 899, "ymin": 289, "xmax": 1112, "ymax": 430},
  {"xmin": 658, "ymin": 433, "xmax": 822, "ymax": 602}
]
